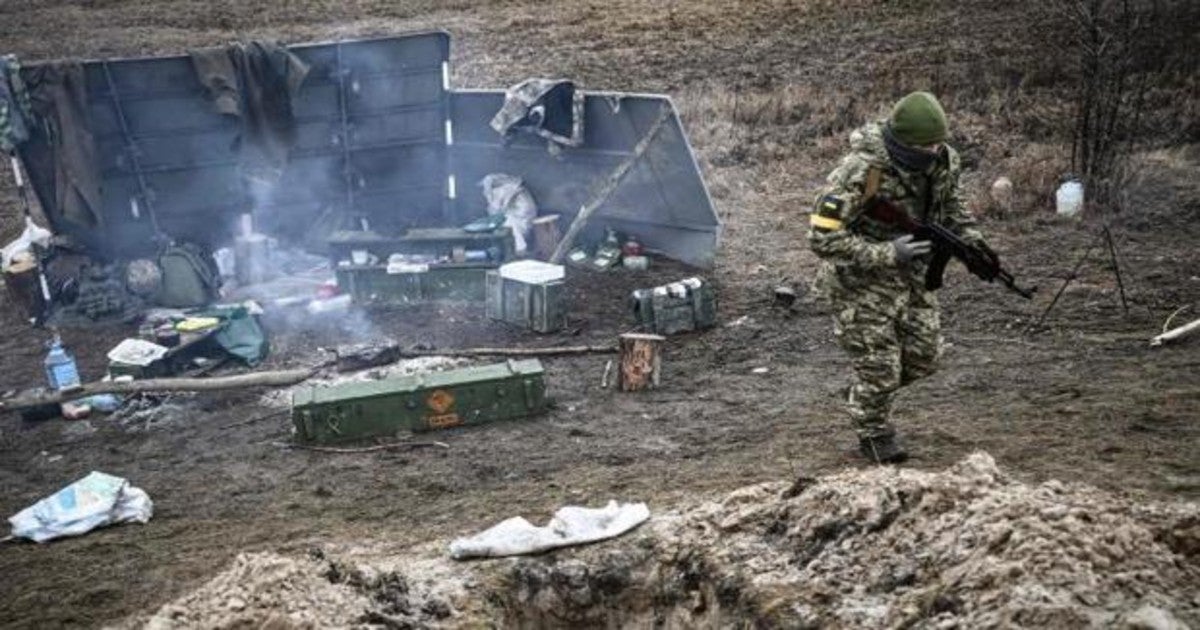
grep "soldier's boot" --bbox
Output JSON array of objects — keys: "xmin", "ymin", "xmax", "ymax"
[{"xmin": 859, "ymin": 432, "xmax": 908, "ymax": 464}]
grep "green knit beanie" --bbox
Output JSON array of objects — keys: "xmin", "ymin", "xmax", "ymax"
[{"xmin": 889, "ymin": 92, "xmax": 949, "ymax": 146}]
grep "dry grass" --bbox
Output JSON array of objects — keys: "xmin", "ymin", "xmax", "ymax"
[{"xmin": 0, "ymin": 0, "xmax": 1193, "ymax": 281}]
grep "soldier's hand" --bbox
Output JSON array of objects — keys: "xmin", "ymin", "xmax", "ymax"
[
  {"xmin": 977, "ymin": 240, "xmax": 1000, "ymax": 266},
  {"xmin": 892, "ymin": 234, "xmax": 932, "ymax": 265}
]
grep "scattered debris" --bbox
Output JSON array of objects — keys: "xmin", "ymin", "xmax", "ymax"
[
  {"xmin": 60, "ymin": 400, "xmax": 91, "ymax": 420},
  {"xmin": 549, "ymin": 103, "xmax": 672, "ymax": 264},
  {"xmin": 111, "ymin": 398, "xmax": 191, "ymax": 431},
  {"xmin": 1152, "ymin": 316, "xmax": 1200, "ymax": 347},
  {"xmin": 773, "ymin": 285, "xmax": 798, "ymax": 308},
  {"xmin": 8, "ymin": 471, "xmax": 152, "ymax": 543},
  {"xmin": 449, "ymin": 501, "xmax": 650, "ymax": 560},
  {"xmin": 1056, "ymin": 177, "xmax": 1084, "ymax": 217},
  {"xmin": 334, "ymin": 341, "xmax": 402, "ymax": 373},
  {"xmin": 990, "ymin": 176, "xmax": 1014, "ymax": 212},
  {"xmin": 107, "ymin": 338, "xmax": 169, "ymax": 367}
]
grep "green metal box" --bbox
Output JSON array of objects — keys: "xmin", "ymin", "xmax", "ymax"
[
  {"xmin": 329, "ymin": 228, "xmax": 516, "ymax": 305},
  {"xmin": 631, "ymin": 277, "xmax": 717, "ymax": 335},
  {"xmin": 291, "ymin": 359, "xmax": 547, "ymax": 443},
  {"xmin": 336, "ymin": 263, "xmax": 491, "ymax": 304},
  {"xmin": 485, "ymin": 261, "xmax": 568, "ymax": 333}
]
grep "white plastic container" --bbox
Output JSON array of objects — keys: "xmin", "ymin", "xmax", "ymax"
[{"xmin": 1056, "ymin": 180, "xmax": 1084, "ymax": 217}]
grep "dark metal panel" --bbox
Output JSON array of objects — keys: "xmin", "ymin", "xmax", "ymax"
[
  {"xmin": 448, "ymin": 90, "xmax": 720, "ymax": 268},
  {"xmin": 18, "ymin": 32, "xmax": 452, "ymax": 259}
]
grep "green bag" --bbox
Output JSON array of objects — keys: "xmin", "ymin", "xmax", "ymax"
[
  {"xmin": 192, "ymin": 305, "xmax": 270, "ymax": 366},
  {"xmin": 156, "ymin": 243, "xmax": 221, "ymax": 307}
]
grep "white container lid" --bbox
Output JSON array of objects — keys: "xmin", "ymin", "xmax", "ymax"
[{"xmin": 499, "ymin": 260, "xmax": 565, "ymax": 284}]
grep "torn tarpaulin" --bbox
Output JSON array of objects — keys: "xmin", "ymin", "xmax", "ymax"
[
  {"xmin": 490, "ymin": 78, "xmax": 585, "ymax": 148},
  {"xmin": 21, "ymin": 61, "xmax": 103, "ymax": 229}
]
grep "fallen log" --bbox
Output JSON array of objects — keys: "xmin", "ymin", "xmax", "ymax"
[
  {"xmin": 1, "ymin": 368, "xmax": 318, "ymax": 411},
  {"xmin": 398, "ymin": 345, "xmax": 616, "ymax": 358},
  {"xmin": 1151, "ymin": 316, "xmax": 1200, "ymax": 347}
]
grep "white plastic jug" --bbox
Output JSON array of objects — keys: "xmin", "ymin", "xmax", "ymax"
[{"xmin": 1056, "ymin": 180, "xmax": 1084, "ymax": 217}]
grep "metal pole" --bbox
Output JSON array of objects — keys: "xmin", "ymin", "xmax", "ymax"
[{"xmin": 334, "ymin": 43, "xmax": 359, "ymax": 229}]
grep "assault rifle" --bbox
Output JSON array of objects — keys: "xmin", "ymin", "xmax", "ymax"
[{"xmin": 862, "ymin": 197, "xmax": 1036, "ymax": 299}]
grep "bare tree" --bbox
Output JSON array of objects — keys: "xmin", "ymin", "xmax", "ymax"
[{"xmin": 1050, "ymin": 0, "xmax": 1196, "ymax": 211}]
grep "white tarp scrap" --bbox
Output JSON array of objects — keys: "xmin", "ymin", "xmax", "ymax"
[
  {"xmin": 449, "ymin": 500, "xmax": 649, "ymax": 560},
  {"xmin": 9, "ymin": 471, "xmax": 153, "ymax": 543}
]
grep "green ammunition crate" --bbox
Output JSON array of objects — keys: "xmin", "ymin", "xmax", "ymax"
[
  {"xmin": 291, "ymin": 359, "xmax": 547, "ymax": 443},
  {"xmin": 631, "ymin": 277, "xmax": 717, "ymax": 335},
  {"xmin": 335, "ymin": 263, "xmax": 490, "ymax": 304},
  {"xmin": 328, "ymin": 228, "xmax": 516, "ymax": 263},
  {"xmin": 485, "ymin": 261, "xmax": 568, "ymax": 333}
]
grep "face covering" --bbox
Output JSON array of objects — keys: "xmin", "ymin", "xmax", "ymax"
[{"xmin": 884, "ymin": 123, "xmax": 940, "ymax": 173}]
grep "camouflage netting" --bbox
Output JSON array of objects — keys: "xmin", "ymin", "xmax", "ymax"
[{"xmin": 126, "ymin": 453, "xmax": 1200, "ymax": 629}]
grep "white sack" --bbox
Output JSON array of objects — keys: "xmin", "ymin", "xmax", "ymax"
[
  {"xmin": 1, "ymin": 216, "xmax": 52, "ymax": 269},
  {"xmin": 479, "ymin": 173, "xmax": 537, "ymax": 254},
  {"xmin": 9, "ymin": 471, "xmax": 153, "ymax": 543},
  {"xmin": 449, "ymin": 500, "xmax": 649, "ymax": 560}
]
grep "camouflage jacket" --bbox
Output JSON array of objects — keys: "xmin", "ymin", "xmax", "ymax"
[{"xmin": 807, "ymin": 120, "xmax": 984, "ymax": 293}]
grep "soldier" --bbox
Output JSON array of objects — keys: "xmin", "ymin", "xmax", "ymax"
[{"xmin": 808, "ymin": 91, "xmax": 996, "ymax": 464}]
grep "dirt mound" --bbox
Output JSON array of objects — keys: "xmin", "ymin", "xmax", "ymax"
[
  {"xmin": 124, "ymin": 551, "xmax": 467, "ymax": 629},
  {"xmin": 121, "ymin": 454, "xmax": 1199, "ymax": 628},
  {"xmin": 504, "ymin": 453, "xmax": 1200, "ymax": 628}
]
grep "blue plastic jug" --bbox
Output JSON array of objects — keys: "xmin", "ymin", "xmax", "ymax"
[{"xmin": 44, "ymin": 336, "xmax": 81, "ymax": 391}]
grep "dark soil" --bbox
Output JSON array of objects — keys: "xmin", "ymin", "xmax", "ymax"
[{"xmin": 0, "ymin": 1, "xmax": 1197, "ymax": 628}]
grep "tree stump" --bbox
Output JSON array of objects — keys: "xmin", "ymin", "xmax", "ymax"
[
  {"xmin": 618, "ymin": 333, "xmax": 665, "ymax": 391},
  {"xmin": 531, "ymin": 214, "xmax": 562, "ymax": 261}
]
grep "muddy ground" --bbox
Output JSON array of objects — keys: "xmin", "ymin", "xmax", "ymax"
[{"xmin": 0, "ymin": 1, "xmax": 1198, "ymax": 628}]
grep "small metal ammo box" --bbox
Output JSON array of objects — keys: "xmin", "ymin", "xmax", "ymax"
[
  {"xmin": 631, "ymin": 277, "xmax": 717, "ymax": 335},
  {"xmin": 291, "ymin": 359, "xmax": 547, "ymax": 443}
]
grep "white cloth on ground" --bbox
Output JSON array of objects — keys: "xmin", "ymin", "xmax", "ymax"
[{"xmin": 449, "ymin": 500, "xmax": 649, "ymax": 560}]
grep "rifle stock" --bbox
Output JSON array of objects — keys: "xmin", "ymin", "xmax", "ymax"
[{"xmin": 862, "ymin": 197, "xmax": 1036, "ymax": 299}]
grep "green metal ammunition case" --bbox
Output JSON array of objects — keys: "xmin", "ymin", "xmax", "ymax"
[{"xmin": 291, "ymin": 359, "xmax": 547, "ymax": 442}]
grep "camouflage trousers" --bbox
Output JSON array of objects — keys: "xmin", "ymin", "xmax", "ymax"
[{"xmin": 830, "ymin": 278, "xmax": 941, "ymax": 439}]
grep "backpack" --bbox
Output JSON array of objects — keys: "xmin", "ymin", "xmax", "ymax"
[{"xmin": 156, "ymin": 242, "xmax": 221, "ymax": 307}]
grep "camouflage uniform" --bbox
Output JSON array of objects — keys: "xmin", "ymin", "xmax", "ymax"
[{"xmin": 808, "ymin": 120, "xmax": 985, "ymax": 440}]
